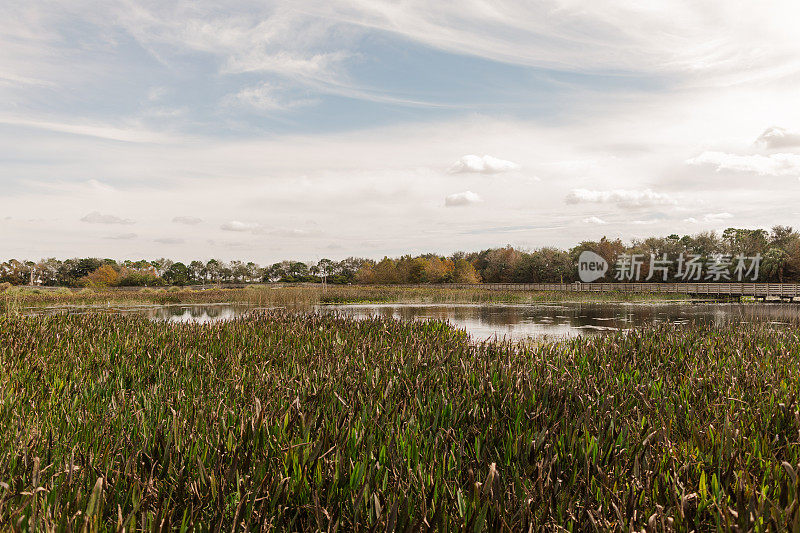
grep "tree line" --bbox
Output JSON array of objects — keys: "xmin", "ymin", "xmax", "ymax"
[{"xmin": 2, "ymin": 226, "xmax": 800, "ymax": 287}]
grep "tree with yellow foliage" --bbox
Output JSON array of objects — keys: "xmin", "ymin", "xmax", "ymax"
[
  {"xmin": 81, "ymin": 264, "xmax": 119, "ymax": 287},
  {"xmin": 452, "ymin": 258, "xmax": 481, "ymax": 283}
]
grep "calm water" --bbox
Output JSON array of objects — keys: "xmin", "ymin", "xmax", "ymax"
[
  {"xmin": 22, "ymin": 302, "xmax": 800, "ymax": 340},
  {"xmin": 321, "ymin": 303, "xmax": 800, "ymax": 341},
  {"xmin": 22, "ymin": 303, "xmax": 251, "ymax": 324}
]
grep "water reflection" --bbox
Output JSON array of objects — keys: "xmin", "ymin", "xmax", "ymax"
[
  {"xmin": 320, "ymin": 303, "xmax": 799, "ymax": 341},
  {"xmin": 20, "ymin": 302, "xmax": 800, "ymax": 340},
  {"xmin": 22, "ymin": 303, "xmax": 251, "ymax": 324},
  {"xmin": 156, "ymin": 306, "xmax": 242, "ymax": 324}
]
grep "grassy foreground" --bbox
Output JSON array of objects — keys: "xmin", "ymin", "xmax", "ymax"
[{"xmin": 1, "ymin": 313, "xmax": 799, "ymax": 531}]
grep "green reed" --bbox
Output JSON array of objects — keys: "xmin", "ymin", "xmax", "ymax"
[
  {"xmin": 0, "ymin": 313, "xmax": 798, "ymax": 531},
  {"xmin": 1, "ymin": 284, "xmax": 688, "ymax": 315}
]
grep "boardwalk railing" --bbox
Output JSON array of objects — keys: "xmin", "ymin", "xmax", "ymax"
[
  {"xmin": 407, "ymin": 282, "xmax": 800, "ymax": 298},
  {"xmin": 27, "ymin": 282, "xmax": 800, "ymax": 298}
]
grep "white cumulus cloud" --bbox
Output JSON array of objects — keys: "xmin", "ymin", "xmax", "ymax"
[
  {"xmin": 756, "ymin": 127, "xmax": 800, "ymax": 150},
  {"xmin": 220, "ymin": 221, "xmax": 261, "ymax": 232},
  {"xmin": 266, "ymin": 228, "xmax": 321, "ymax": 238},
  {"xmin": 565, "ymin": 189, "xmax": 676, "ymax": 208},
  {"xmin": 686, "ymin": 151, "xmax": 800, "ymax": 176},
  {"xmin": 704, "ymin": 212, "xmax": 734, "ymax": 221},
  {"xmin": 81, "ymin": 211, "xmax": 135, "ymax": 225},
  {"xmin": 448, "ymin": 155, "xmax": 520, "ymax": 174},
  {"xmin": 582, "ymin": 216, "xmax": 607, "ymax": 225},
  {"xmin": 445, "ymin": 190, "xmax": 483, "ymax": 207},
  {"xmin": 684, "ymin": 212, "xmax": 734, "ymax": 223},
  {"xmin": 172, "ymin": 216, "xmax": 203, "ymax": 225},
  {"xmin": 104, "ymin": 232, "xmax": 137, "ymax": 240}
]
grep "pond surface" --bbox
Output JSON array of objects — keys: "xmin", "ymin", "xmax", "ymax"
[
  {"xmin": 22, "ymin": 301, "xmax": 800, "ymax": 341},
  {"xmin": 320, "ymin": 302, "xmax": 800, "ymax": 341},
  {"xmin": 23, "ymin": 303, "xmax": 253, "ymax": 324}
]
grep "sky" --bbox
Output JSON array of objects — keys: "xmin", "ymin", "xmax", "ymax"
[{"xmin": 3, "ymin": 0, "xmax": 800, "ymax": 263}]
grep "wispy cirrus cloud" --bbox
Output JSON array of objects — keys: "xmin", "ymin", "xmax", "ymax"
[
  {"xmin": 0, "ymin": 115, "xmax": 180, "ymax": 144},
  {"xmin": 227, "ymin": 82, "xmax": 317, "ymax": 112},
  {"xmin": 310, "ymin": 1, "xmax": 800, "ymax": 87},
  {"xmin": 4, "ymin": 2, "xmax": 800, "ymax": 261},
  {"xmin": 113, "ymin": 3, "xmax": 352, "ymax": 84}
]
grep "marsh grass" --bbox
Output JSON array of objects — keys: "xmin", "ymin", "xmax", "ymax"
[
  {"xmin": 0, "ymin": 312, "xmax": 799, "ymax": 531},
  {"xmin": 1, "ymin": 285, "xmax": 690, "ymax": 316}
]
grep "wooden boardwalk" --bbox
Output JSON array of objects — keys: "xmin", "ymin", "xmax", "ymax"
[{"xmin": 29, "ymin": 282, "xmax": 800, "ymax": 300}]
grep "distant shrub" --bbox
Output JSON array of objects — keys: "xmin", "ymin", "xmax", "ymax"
[
  {"xmin": 118, "ymin": 272, "xmax": 165, "ymax": 287},
  {"xmin": 6, "ymin": 286, "xmax": 43, "ymax": 295}
]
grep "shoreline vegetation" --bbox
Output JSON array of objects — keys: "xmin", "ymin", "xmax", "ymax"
[
  {"xmin": 0, "ymin": 284, "xmax": 696, "ymax": 314},
  {"xmin": 3, "ymin": 227, "xmax": 800, "ymax": 290},
  {"xmin": 1, "ymin": 312, "xmax": 799, "ymax": 529}
]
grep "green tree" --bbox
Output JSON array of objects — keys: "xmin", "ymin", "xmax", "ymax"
[
  {"xmin": 164, "ymin": 262, "xmax": 190, "ymax": 285},
  {"xmin": 515, "ymin": 248, "xmax": 575, "ymax": 283},
  {"xmin": 452, "ymin": 258, "xmax": 480, "ymax": 283},
  {"xmin": 482, "ymin": 246, "xmax": 522, "ymax": 283},
  {"xmin": 762, "ymin": 247, "xmax": 789, "ymax": 282},
  {"xmin": 372, "ymin": 258, "xmax": 399, "ymax": 284},
  {"xmin": 189, "ymin": 261, "xmax": 205, "ymax": 282}
]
